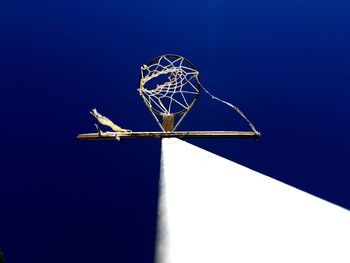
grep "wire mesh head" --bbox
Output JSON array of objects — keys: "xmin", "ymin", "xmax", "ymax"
[{"xmin": 139, "ymin": 54, "xmax": 200, "ymax": 116}]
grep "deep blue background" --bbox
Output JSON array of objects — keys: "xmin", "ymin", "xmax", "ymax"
[{"xmin": 1, "ymin": 0, "xmax": 349, "ymax": 262}]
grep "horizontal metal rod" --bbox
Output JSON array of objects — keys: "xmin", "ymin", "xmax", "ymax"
[{"xmin": 76, "ymin": 131, "xmax": 260, "ymax": 140}]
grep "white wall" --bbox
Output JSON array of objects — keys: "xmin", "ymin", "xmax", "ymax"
[{"xmin": 156, "ymin": 138, "xmax": 350, "ymax": 263}]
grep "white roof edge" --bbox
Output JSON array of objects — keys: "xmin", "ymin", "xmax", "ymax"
[{"xmin": 156, "ymin": 138, "xmax": 350, "ymax": 263}]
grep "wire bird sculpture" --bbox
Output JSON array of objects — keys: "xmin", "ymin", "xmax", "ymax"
[
  {"xmin": 139, "ymin": 54, "xmax": 259, "ymax": 134},
  {"xmin": 79, "ymin": 54, "xmax": 260, "ymax": 140}
]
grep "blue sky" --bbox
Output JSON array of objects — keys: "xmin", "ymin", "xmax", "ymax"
[{"xmin": 1, "ymin": 0, "xmax": 349, "ymax": 262}]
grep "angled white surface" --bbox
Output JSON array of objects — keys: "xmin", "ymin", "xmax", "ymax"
[{"xmin": 156, "ymin": 138, "xmax": 350, "ymax": 263}]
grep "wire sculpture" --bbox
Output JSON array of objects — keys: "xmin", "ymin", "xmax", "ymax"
[{"xmin": 139, "ymin": 54, "xmax": 260, "ymax": 135}]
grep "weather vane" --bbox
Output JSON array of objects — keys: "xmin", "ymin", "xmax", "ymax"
[{"xmin": 78, "ymin": 54, "xmax": 260, "ymax": 141}]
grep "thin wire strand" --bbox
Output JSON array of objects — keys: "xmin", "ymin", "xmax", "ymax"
[{"xmin": 198, "ymin": 80, "xmax": 260, "ymax": 135}]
